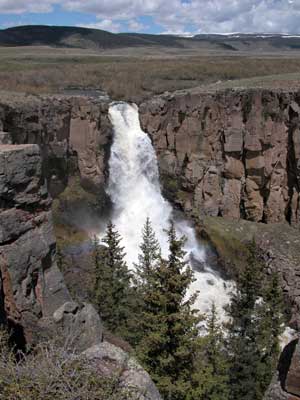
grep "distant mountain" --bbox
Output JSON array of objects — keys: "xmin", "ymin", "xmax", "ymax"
[
  {"xmin": 1, "ymin": 25, "xmax": 300, "ymax": 52},
  {"xmin": 194, "ymin": 33, "xmax": 300, "ymax": 51},
  {"xmin": 0, "ymin": 25, "xmax": 187, "ymax": 49}
]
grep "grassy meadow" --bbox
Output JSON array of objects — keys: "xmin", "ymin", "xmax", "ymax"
[{"xmin": 1, "ymin": 46, "xmax": 300, "ymax": 101}]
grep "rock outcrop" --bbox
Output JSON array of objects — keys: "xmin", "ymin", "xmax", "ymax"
[
  {"xmin": 0, "ymin": 144, "xmax": 102, "ymax": 348},
  {"xmin": 0, "ymin": 92, "xmax": 111, "ymax": 199},
  {"xmin": 140, "ymin": 89, "xmax": 300, "ymax": 226},
  {"xmin": 84, "ymin": 342, "xmax": 162, "ymax": 400},
  {"xmin": 285, "ymin": 341, "xmax": 300, "ymax": 398},
  {"xmin": 265, "ymin": 339, "xmax": 300, "ymax": 400},
  {"xmin": 0, "ymin": 93, "xmax": 112, "ymax": 279}
]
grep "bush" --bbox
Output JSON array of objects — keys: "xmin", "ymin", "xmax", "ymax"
[{"xmin": 0, "ymin": 328, "xmax": 132, "ymax": 400}]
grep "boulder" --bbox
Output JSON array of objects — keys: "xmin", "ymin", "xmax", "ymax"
[
  {"xmin": 285, "ymin": 340, "xmax": 300, "ymax": 397},
  {"xmin": 53, "ymin": 301, "xmax": 103, "ymax": 351},
  {"xmin": 84, "ymin": 342, "xmax": 162, "ymax": 400},
  {"xmin": 265, "ymin": 340, "xmax": 300, "ymax": 400}
]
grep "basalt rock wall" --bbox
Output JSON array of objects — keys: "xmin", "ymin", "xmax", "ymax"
[
  {"xmin": 0, "ymin": 144, "xmax": 102, "ymax": 347},
  {"xmin": 140, "ymin": 89, "xmax": 300, "ymax": 226},
  {"xmin": 0, "ymin": 93, "xmax": 112, "ymax": 199}
]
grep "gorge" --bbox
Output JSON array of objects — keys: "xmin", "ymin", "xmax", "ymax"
[
  {"xmin": 1, "ymin": 88, "xmax": 300, "ymax": 399},
  {"xmin": 107, "ymin": 102, "xmax": 234, "ymax": 316}
]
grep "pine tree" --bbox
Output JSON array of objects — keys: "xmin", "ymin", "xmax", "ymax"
[
  {"xmin": 132, "ymin": 218, "xmax": 161, "ymax": 345},
  {"xmin": 93, "ymin": 222, "xmax": 132, "ymax": 336},
  {"xmin": 135, "ymin": 217, "xmax": 161, "ymax": 286},
  {"xmin": 189, "ymin": 303, "xmax": 229, "ymax": 400},
  {"xmin": 226, "ymin": 240, "xmax": 284, "ymax": 400},
  {"xmin": 256, "ymin": 270, "xmax": 285, "ymax": 391},
  {"xmin": 264, "ymin": 271, "xmax": 285, "ymax": 362},
  {"xmin": 226, "ymin": 240, "xmax": 264, "ymax": 400},
  {"xmin": 137, "ymin": 221, "xmax": 201, "ymax": 400}
]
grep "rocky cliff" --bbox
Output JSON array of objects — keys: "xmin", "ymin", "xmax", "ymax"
[
  {"xmin": 139, "ymin": 88, "xmax": 300, "ymax": 326},
  {"xmin": 140, "ymin": 88, "xmax": 300, "ymax": 400},
  {"xmin": 3, "ymin": 89, "xmax": 300, "ymax": 228},
  {"xmin": 1, "ymin": 88, "xmax": 300, "ymax": 399},
  {"xmin": 0, "ymin": 142, "xmax": 161, "ymax": 400},
  {"xmin": 0, "ymin": 92, "xmax": 111, "ymax": 199},
  {"xmin": 140, "ymin": 88, "xmax": 300, "ymax": 225},
  {"xmin": 0, "ymin": 143, "xmax": 102, "ymax": 347},
  {"xmin": 0, "ymin": 92, "xmax": 114, "ymax": 309}
]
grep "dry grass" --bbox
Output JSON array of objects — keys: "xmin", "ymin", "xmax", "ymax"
[
  {"xmin": 0, "ymin": 329, "xmax": 134, "ymax": 400},
  {"xmin": 1, "ymin": 47, "xmax": 300, "ymax": 101}
]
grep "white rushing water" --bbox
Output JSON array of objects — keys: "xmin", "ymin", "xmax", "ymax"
[{"xmin": 105, "ymin": 102, "xmax": 234, "ymax": 318}]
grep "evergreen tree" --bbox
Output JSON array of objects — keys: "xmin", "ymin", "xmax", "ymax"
[
  {"xmin": 264, "ymin": 271, "xmax": 285, "ymax": 362},
  {"xmin": 256, "ymin": 270, "xmax": 285, "ymax": 391},
  {"xmin": 226, "ymin": 240, "xmax": 264, "ymax": 400},
  {"xmin": 137, "ymin": 221, "xmax": 201, "ymax": 400},
  {"xmin": 93, "ymin": 222, "xmax": 132, "ymax": 336},
  {"xmin": 135, "ymin": 217, "xmax": 161, "ymax": 286},
  {"xmin": 133, "ymin": 218, "xmax": 161, "ymax": 345},
  {"xmin": 189, "ymin": 303, "xmax": 229, "ymax": 400},
  {"xmin": 226, "ymin": 240, "xmax": 284, "ymax": 400}
]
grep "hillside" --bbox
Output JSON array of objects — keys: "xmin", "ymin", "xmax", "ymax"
[
  {"xmin": 0, "ymin": 25, "xmax": 189, "ymax": 49},
  {"xmin": 2, "ymin": 25, "xmax": 300, "ymax": 53},
  {"xmin": 194, "ymin": 33, "xmax": 300, "ymax": 52}
]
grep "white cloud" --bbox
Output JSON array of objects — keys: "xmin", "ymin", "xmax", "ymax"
[
  {"xmin": 63, "ymin": 0, "xmax": 172, "ymax": 20},
  {"xmin": 79, "ymin": 19, "xmax": 122, "ymax": 33},
  {"xmin": 64, "ymin": 0, "xmax": 300, "ymax": 34},
  {"xmin": 1, "ymin": 0, "xmax": 300, "ymax": 34},
  {"xmin": 127, "ymin": 19, "xmax": 146, "ymax": 32},
  {"xmin": 0, "ymin": 0, "xmax": 55, "ymax": 14}
]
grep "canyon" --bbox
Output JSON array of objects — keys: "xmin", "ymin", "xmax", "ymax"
[
  {"xmin": 0, "ymin": 100, "xmax": 161, "ymax": 400},
  {"xmin": 0, "ymin": 88, "xmax": 300, "ymax": 399}
]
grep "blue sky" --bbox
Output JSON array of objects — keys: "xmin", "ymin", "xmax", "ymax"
[
  {"xmin": 0, "ymin": 1, "xmax": 299, "ymax": 35},
  {"xmin": 0, "ymin": 5, "xmax": 163, "ymax": 34}
]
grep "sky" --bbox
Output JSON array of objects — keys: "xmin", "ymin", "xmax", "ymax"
[{"xmin": 0, "ymin": 0, "xmax": 299, "ymax": 35}]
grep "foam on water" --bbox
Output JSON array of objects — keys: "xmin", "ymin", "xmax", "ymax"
[{"xmin": 105, "ymin": 101, "xmax": 234, "ymax": 318}]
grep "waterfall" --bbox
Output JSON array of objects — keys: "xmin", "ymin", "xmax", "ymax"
[{"xmin": 105, "ymin": 101, "xmax": 233, "ymax": 318}]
